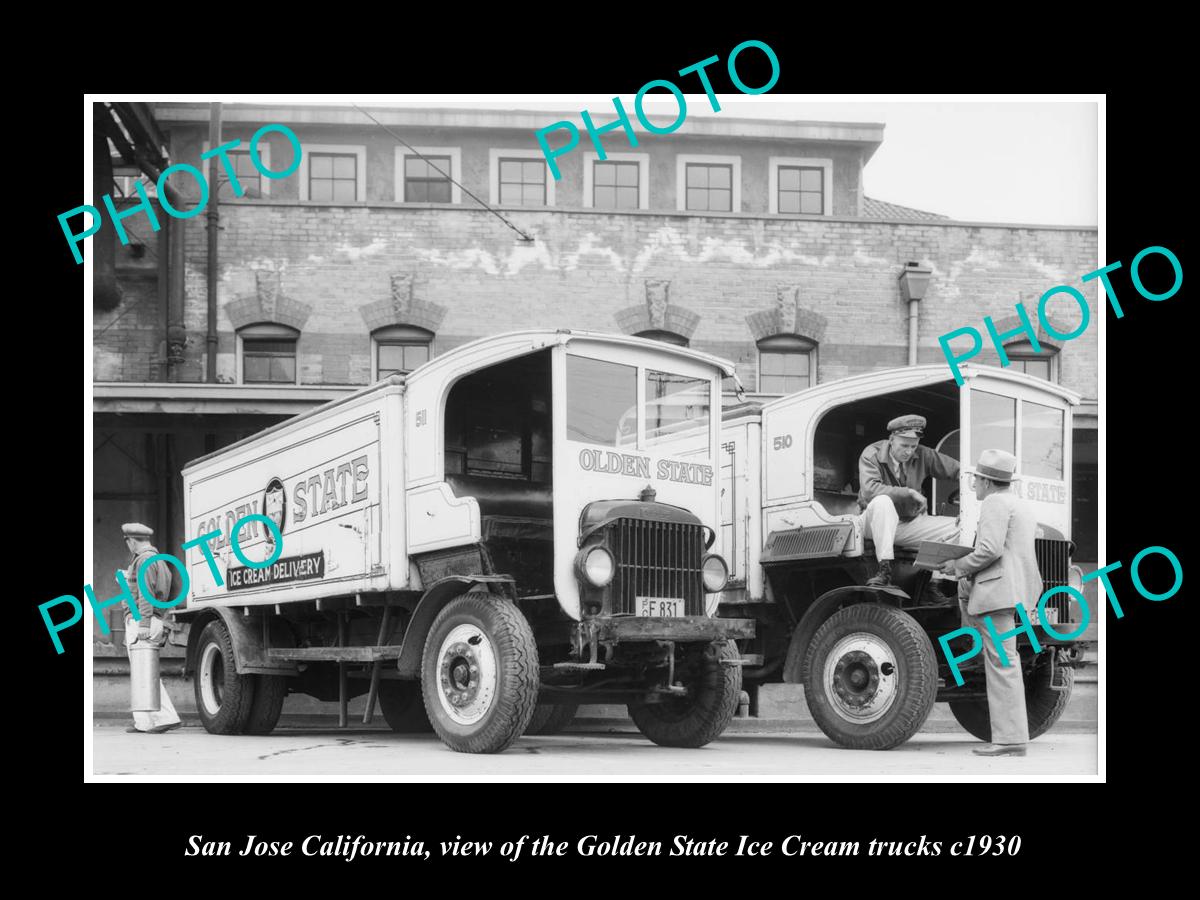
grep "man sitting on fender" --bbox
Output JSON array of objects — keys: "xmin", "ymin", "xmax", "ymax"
[{"xmin": 857, "ymin": 414, "xmax": 960, "ymax": 586}]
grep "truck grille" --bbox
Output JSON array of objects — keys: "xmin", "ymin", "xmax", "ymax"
[
  {"xmin": 608, "ymin": 517, "xmax": 705, "ymax": 616},
  {"xmin": 1035, "ymin": 538, "xmax": 1077, "ymax": 624}
]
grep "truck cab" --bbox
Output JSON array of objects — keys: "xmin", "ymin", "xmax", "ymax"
[
  {"xmin": 178, "ymin": 330, "xmax": 751, "ymax": 753},
  {"xmin": 717, "ymin": 364, "xmax": 1086, "ymax": 749}
]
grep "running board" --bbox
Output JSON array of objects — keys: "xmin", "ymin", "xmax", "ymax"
[{"xmin": 266, "ymin": 646, "xmax": 403, "ymax": 662}]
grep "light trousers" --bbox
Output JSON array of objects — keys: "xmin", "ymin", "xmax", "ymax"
[
  {"xmin": 963, "ymin": 607, "xmax": 1030, "ymax": 745},
  {"xmin": 860, "ymin": 494, "xmax": 959, "ymax": 560},
  {"xmin": 125, "ymin": 621, "xmax": 182, "ymax": 732}
]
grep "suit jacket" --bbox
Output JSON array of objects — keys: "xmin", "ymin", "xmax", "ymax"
[
  {"xmin": 857, "ymin": 440, "xmax": 959, "ymax": 522},
  {"xmin": 952, "ymin": 490, "xmax": 1043, "ymax": 615}
]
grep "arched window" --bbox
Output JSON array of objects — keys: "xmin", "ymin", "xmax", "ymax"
[
  {"xmin": 372, "ymin": 325, "xmax": 434, "ymax": 380},
  {"xmin": 635, "ymin": 329, "xmax": 689, "ymax": 348},
  {"xmin": 238, "ymin": 323, "xmax": 299, "ymax": 385},
  {"xmin": 1004, "ymin": 341, "xmax": 1059, "ymax": 383},
  {"xmin": 757, "ymin": 334, "xmax": 816, "ymax": 394}
]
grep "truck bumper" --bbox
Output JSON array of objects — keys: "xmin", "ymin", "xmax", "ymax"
[{"xmin": 579, "ymin": 615, "xmax": 755, "ymax": 644}]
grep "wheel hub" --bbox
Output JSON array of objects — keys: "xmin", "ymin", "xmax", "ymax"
[
  {"xmin": 199, "ymin": 642, "xmax": 224, "ymax": 715},
  {"xmin": 435, "ymin": 625, "xmax": 498, "ymax": 725},
  {"xmin": 822, "ymin": 633, "xmax": 899, "ymax": 724}
]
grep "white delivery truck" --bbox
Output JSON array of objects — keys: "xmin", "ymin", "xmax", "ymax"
[
  {"xmin": 177, "ymin": 330, "xmax": 753, "ymax": 754},
  {"xmin": 715, "ymin": 364, "xmax": 1089, "ymax": 750}
]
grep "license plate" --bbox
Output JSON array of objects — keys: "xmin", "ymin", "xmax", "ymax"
[{"xmin": 637, "ymin": 597, "xmax": 684, "ymax": 617}]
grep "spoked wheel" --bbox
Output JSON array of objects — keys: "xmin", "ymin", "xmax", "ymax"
[{"xmin": 803, "ymin": 604, "xmax": 938, "ymax": 750}]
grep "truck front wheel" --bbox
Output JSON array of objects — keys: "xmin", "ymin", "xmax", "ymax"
[
  {"xmin": 627, "ymin": 641, "xmax": 742, "ymax": 748},
  {"xmin": 420, "ymin": 592, "xmax": 539, "ymax": 753},
  {"xmin": 194, "ymin": 619, "xmax": 256, "ymax": 735},
  {"xmin": 949, "ymin": 652, "xmax": 1075, "ymax": 741},
  {"xmin": 803, "ymin": 604, "xmax": 937, "ymax": 750}
]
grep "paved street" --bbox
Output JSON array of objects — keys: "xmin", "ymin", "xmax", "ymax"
[{"xmin": 91, "ymin": 721, "xmax": 1098, "ymax": 781}]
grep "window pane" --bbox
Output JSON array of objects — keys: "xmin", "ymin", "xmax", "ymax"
[
  {"xmin": 760, "ymin": 374, "xmax": 785, "ymax": 394},
  {"xmin": 778, "ymin": 191, "xmax": 800, "ymax": 213},
  {"xmin": 800, "ymin": 168, "xmax": 822, "ymax": 191},
  {"xmin": 523, "ymin": 161, "xmax": 544, "ymax": 183},
  {"xmin": 407, "ymin": 181, "xmax": 428, "ymax": 202},
  {"xmin": 645, "ymin": 370, "xmax": 711, "ymax": 448},
  {"xmin": 332, "ymin": 180, "xmax": 356, "ymax": 202},
  {"xmin": 784, "ymin": 352, "xmax": 810, "ymax": 375},
  {"xmin": 243, "ymin": 356, "xmax": 268, "ymax": 383},
  {"xmin": 405, "ymin": 345, "xmax": 430, "ymax": 370},
  {"xmin": 427, "ymin": 181, "xmax": 451, "ymax": 203},
  {"xmin": 760, "ymin": 352, "xmax": 785, "ymax": 376},
  {"xmin": 378, "ymin": 345, "xmax": 405, "ymax": 371},
  {"xmin": 616, "ymin": 186, "xmax": 638, "ymax": 208},
  {"xmin": 270, "ymin": 357, "xmax": 295, "ymax": 382},
  {"xmin": 970, "ymin": 390, "xmax": 1016, "ymax": 457},
  {"xmin": 708, "ymin": 166, "xmax": 730, "ymax": 189},
  {"xmin": 500, "ymin": 184, "xmax": 521, "ymax": 204},
  {"xmin": 708, "ymin": 188, "xmax": 731, "ymax": 212},
  {"xmin": 567, "ymin": 355, "xmax": 637, "ymax": 446},
  {"xmin": 522, "ymin": 184, "xmax": 543, "ymax": 205},
  {"xmin": 686, "ymin": 188, "xmax": 708, "ymax": 211},
  {"xmin": 311, "ymin": 155, "xmax": 332, "ymax": 177},
  {"xmin": 616, "ymin": 163, "xmax": 638, "ymax": 186},
  {"xmin": 594, "ymin": 185, "xmax": 615, "ymax": 208},
  {"xmin": 1022, "ymin": 401, "xmax": 1064, "ymax": 480},
  {"xmin": 595, "ymin": 162, "xmax": 616, "ymax": 185},
  {"xmin": 500, "ymin": 160, "xmax": 521, "ymax": 181},
  {"xmin": 778, "ymin": 167, "xmax": 800, "ymax": 190},
  {"xmin": 234, "ymin": 152, "xmax": 258, "ymax": 176},
  {"xmin": 310, "ymin": 179, "xmax": 332, "ymax": 201},
  {"xmin": 1024, "ymin": 359, "xmax": 1052, "ymax": 381},
  {"xmin": 686, "ymin": 165, "xmax": 707, "ymax": 187},
  {"xmin": 800, "ymin": 192, "xmax": 822, "ymax": 214},
  {"xmin": 333, "ymin": 156, "xmax": 356, "ymax": 178},
  {"xmin": 786, "ymin": 373, "xmax": 811, "ymax": 392}
]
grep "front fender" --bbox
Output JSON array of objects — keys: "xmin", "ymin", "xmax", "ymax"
[
  {"xmin": 395, "ymin": 575, "xmax": 515, "ymax": 678},
  {"xmin": 781, "ymin": 584, "xmax": 909, "ymax": 683},
  {"xmin": 182, "ymin": 607, "xmax": 298, "ymax": 677}
]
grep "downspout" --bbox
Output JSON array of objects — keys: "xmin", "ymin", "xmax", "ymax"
[
  {"xmin": 205, "ymin": 102, "xmax": 222, "ymax": 383},
  {"xmin": 897, "ymin": 262, "xmax": 932, "ymax": 367},
  {"xmin": 907, "ymin": 298, "xmax": 919, "ymax": 367}
]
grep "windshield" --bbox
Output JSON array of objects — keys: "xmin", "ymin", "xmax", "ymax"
[
  {"xmin": 644, "ymin": 370, "xmax": 711, "ymax": 449},
  {"xmin": 566, "ymin": 355, "xmax": 637, "ymax": 446}
]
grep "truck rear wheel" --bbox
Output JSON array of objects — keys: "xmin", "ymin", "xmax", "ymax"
[
  {"xmin": 378, "ymin": 680, "xmax": 433, "ymax": 733},
  {"xmin": 243, "ymin": 675, "xmax": 289, "ymax": 735},
  {"xmin": 420, "ymin": 592, "xmax": 539, "ymax": 753},
  {"xmin": 194, "ymin": 619, "xmax": 256, "ymax": 735},
  {"xmin": 627, "ymin": 641, "xmax": 741, "ymax": 748},
  {"xmin": 949, "ymin": 653, "xmax": 1075, "ymax": 741},
  {"xmin": 525, "ymin": 703, "xmax": 579, "ymax": 735},
  {"xmin": 803, "ymin": 604, "xmax": 937, "ymax": 750}
]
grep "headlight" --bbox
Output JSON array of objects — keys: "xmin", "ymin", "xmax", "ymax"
[
  {"xmin": 576, "ymin": 546, "xmax": 615, "ymax": 587},
  {"xmin": 1068, "ymin": 565, "xmax": 1084, "ymax": 593},
  {"xmin": 702, "ymin": 554, "xmax": 729, "ymax": 593}
]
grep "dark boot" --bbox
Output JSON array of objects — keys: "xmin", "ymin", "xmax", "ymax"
[{"xmin": 866, "ymin": 559, "xmax": 893, "ymax": 586}]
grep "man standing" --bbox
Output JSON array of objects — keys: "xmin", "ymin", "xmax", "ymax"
[
  {"xmin": 858, "ymin": 414, "xmax": 960, "ymax": 586},
  {"xmin": 122, "ymin": 523, "xmax": 183, "ymax": 735},
  {"xmin": 939, "ymin": 450, "xmax": 1043, "ymax": 757}
]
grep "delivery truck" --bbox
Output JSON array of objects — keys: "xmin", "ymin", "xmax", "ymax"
[
  {"xmin": 716, "ymin": 364, "xmax": 1089, "ymax": 749},
  {"xmin": 176, "ymin": 330, "xmax": 753, "ymax": 754}
]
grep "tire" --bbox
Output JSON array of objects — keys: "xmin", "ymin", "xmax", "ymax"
[
  {"xmin": 378, "ymin": 680, "xmax": 433, "ymax": 733},
  {"xmin": 949, "ymin": 653, "xmax": 1075, "ymax": 742},
  {"xmin": 420, "ymin": 592, "xmax": 539, "ymax": 754},
  {"xmin": 193, "ymin": 620, "xmax": 256, "ymax": 735},
  {"xmin": 525, "ymin": 703, "xmax": 579, "ymax": 736},
  {"xmin": 802, "ymin": 604, "xmax": 937, "ymax": 750},
  {"xmin": 243, "ymin": 675, "xmax": 289, "ymax": 735},
  {"xmin": 627, "ymin": 641, "xmax": 742, "ymax": 749}
]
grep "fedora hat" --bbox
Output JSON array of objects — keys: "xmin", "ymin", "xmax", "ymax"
[{"xmin": 976, "ymin": 448, "xmax": 1017, "ymax": 483}]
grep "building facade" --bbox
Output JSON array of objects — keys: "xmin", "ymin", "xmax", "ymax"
[{"xmin": 92, "ymin": 102, "xmax": 1098, "ymax": 651}]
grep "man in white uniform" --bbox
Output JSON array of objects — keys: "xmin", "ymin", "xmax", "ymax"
[
  {"xmin": 122, "ymin": 523, "xmax": 183, "ymax": 734},
  {"xmin": 857, "ymin": 414, "xmax": 961, "ymax": 586}
]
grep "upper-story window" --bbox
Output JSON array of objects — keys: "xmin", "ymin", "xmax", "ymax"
[
  {"xmin": 1005, "ymin": 341, "xmax": 1059, "ymax": 382},
  {"xmin": 239, "ymin": 323, "xmax": 299, "ymax": 385},
  {"xmin": 201, "ymin": 142, "xmax": 270, "ymax": 198},
  {"xmin": 583, "ymin": 152, "xmax": 649, "ymax": 210},
  {"xmin": 757, "ymin": 334, "xmax": 817, "ymax": 394},
  {"xmin": 489, "ymin": 149, "xmax": 555, "ymax": 207},
  {"xmin": 395, "ymin": 147, "xmax": 462, "ymax": 203},
  {"xmin": 298, "ymin": 144, "xmax": 367, "ymax": 202},
  {"xmin": 636, "ymin": 329, "xmax": 690, "ymax": 348},
  {"xmin": 769, "ymin": 157, "xmax": 833, "ymax": 215},
  {"xmin": 372, "ymin": 325, "xmax": 434, "ymax": 380},
  {"xmin": 676, "ymin": 155, "xmax": 741, "ymax": 213}
]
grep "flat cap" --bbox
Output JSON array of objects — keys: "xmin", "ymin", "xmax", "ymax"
[
  {"xmin": 887, "ymin": 414, "xmax": 926, "ymax": 437},
  {"xmin": 121, "ymin": 522, "xmax": 154, "ymax": 538}
]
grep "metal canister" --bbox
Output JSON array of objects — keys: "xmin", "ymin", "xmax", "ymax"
[{"xmin": 128, "ymin": 642, "xmax": 161, "ymax": 712}]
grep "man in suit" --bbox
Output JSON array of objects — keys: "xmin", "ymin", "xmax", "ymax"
[
  {"xmin": 858, "ymin": 414, "xmax": 960, "ymax": 586},
  {"xmin": 939, "ymin": 449, "xmax": 1043, "ymax": 757},
  {"xmin": 122, "ymin": 523, "xmax": 183, "ymax": 735}
]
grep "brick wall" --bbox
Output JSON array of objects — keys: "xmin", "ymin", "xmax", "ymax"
[{"xmin": 94, "ymin": 203, "xmax": 1097, "ymax": 402}]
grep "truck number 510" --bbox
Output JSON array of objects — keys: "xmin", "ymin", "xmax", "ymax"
[{"xmin": 773, "ymin": 434, "xmax": 793, "ymax": 450}]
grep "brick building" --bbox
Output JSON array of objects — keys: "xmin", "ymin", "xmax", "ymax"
[{"xmin": 92, "ymin": 102, "xmax": 1098, "ymax": 652}]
